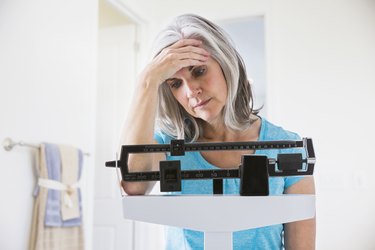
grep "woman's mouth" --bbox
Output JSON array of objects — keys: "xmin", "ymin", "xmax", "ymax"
[{"xmin": 193, "ymin": 98, "xmax": 212, "ymax": 109}]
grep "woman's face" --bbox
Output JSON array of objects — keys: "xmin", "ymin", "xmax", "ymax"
[{"xmin": 165, "ymin": 57, "xmax": 228, "ymax": 124}]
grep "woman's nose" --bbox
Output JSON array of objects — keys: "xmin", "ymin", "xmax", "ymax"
[{"xmin": 184, "ymin": 81, "xmax": 202, "ymax": 97}]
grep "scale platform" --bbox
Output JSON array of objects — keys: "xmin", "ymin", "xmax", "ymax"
[{"xmin": 122, "ymin": 194, "xmax": 315, "ymax": 250}]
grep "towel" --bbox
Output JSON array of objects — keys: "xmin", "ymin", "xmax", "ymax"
[
  {"xmin": 41, "ymin": 143, "xmax": 83, "ymax": 226},
  {"xmin": 59, "ymin": 145, "xmax": 81, "ymax": 221},
  {"xmin": 28, "ymin": 144, "xmax": 85, "ymax": 250}
]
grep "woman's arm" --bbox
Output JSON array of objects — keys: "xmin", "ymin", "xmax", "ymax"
[
  {"xmin": 284, "ymin": 176, "xmax": 316, "ymax": 250},
  {"xmin": 120, "ymin": 39, "xmax": 209, "ymax": 195}
]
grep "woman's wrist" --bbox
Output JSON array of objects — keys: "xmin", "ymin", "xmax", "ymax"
[{"xmin": 138, "ymin": 64, "xmax": 165, "ymax": 89}]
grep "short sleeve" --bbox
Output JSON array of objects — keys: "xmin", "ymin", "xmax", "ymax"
[
  {"xmin": 154, "ymin": 130, "xmax": 175, "ymax": 145},
  {"xmin": 153, "ymin": 130, "xmax": 165, "ymax": 144}
]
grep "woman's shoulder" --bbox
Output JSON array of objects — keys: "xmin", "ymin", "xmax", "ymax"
[{"xmin": 260, "ymin": 117, "xmax": 301, "ymax": 141}]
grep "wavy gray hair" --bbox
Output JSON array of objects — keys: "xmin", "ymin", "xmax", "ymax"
[{"xmin": 152, "ymin": 14, "xmax": 258, "ymax": 142}]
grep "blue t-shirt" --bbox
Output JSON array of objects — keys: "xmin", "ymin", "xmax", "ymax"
[{"xmin": 154, "ymin": 117, "xmax": 305, "ymax": 250}]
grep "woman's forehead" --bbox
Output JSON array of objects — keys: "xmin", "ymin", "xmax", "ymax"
[{"xmin": 170, "ymin": 57, "xmax": 220, "ymax": 79}]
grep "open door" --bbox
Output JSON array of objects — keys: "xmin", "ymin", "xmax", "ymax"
[{"xmin": 93, "ymin": 1, "xmax": 137, "ymax": 249}]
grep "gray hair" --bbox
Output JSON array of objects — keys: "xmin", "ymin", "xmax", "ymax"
[{"xmin": 153, "ymin": 14, "xmax": 258, "ymax": 142}]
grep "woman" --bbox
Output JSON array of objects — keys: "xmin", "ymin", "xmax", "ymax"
[{"xmin": 121, "ymin": 14, "xmax": 315, "ymax": 250}]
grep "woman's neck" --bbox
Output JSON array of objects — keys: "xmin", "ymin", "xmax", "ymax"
[{"xmin": 200, "ymin": 116, "xmax": 261, "ymax": 142}]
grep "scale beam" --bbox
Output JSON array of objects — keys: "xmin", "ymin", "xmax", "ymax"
[{"xmin": 106, "ymin": 138, "xmax": 315, "ymax": 196}]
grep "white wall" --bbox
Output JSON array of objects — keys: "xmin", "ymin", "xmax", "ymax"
[
  {"xmin": 0, "ymin": 0, "xmax": 97, "ymax": 249},
  {"xmin": 266, "ymin": 1, "xmax": 375, "ymax": 249}
]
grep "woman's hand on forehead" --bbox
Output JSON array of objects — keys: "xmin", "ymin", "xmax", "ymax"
[{"xmin": 145, "ymin": 39, "xmax": 210, "ymax": 86}]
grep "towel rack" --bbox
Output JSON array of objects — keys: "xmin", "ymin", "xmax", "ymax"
[{"xmin": 2, "ymin": 137, "xmax": 90, "ymax": 156}]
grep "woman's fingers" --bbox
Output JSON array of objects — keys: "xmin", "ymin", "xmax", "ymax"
[
  {"xmin": 167, "ymin": 45, "xmax": 210, "ymax": 58},
  {"xmin": 146, "ymin": 39, "xmax": 210, "ymax": 85},
  {"xmin": 174, "ymin": 58, "xmax": 208, "ymax": 70},
  {"xmin": 160, "ymin": 41, "xmax": 210, "ymax": 67},
  {"xmin": 165, "ymin": 50, "xmax": 209, "ymax": 63}
]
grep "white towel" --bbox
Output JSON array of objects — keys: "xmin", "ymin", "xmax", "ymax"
[{"xmin": 59, "ymin": 145, "xmax": 80, "ymax": 221}]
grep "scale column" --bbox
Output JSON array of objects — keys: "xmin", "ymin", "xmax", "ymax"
[{"xmin": 204, "ymin": 232, "xmax": 232, "ymax": 250}]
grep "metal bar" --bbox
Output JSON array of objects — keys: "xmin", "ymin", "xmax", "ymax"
[{"xmin": 2, "ymin": 137, "xmax": 90, "ymax": 156}]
